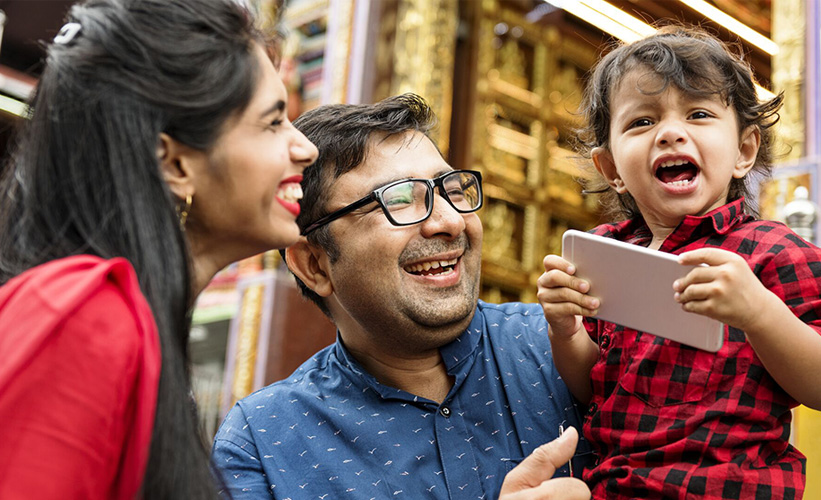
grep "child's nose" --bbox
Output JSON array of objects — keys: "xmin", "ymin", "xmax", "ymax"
[{"xmin": 656, "ymin": 120, "xmax": 688, "ymax": 146}]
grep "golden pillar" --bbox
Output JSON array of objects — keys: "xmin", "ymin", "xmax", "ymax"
[
  {"xmin": 772, "ymin": 0, "xmax": 821, "ymax": 496},
  {"xmin": 390, "ymin": 0, "xmax": 458, "ymax": 155}
]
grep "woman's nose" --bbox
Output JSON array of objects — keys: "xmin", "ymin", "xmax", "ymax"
[{"xmin": 291, "ymin": 131, "xmax": 318, "ymax": 167}]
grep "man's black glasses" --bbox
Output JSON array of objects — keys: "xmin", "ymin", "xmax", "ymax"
[{"xmin": 301, "ymin": 170, "xmax": 483, "ymax": 236}]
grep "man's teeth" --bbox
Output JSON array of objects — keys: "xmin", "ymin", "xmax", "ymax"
[
  {"xmin": 277, "ymin": 183, "xmax": 303, "ymax": 203},
  {"xmin": 659, "ymin": 159, "xmax": 689, "ymax": 168},
  {"xmin": 405, "ymin": 257, "xmax": 458, "ymax": 274}
]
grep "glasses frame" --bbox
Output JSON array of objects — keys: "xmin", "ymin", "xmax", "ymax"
[{"xmin": 301, "ymin": 169, "xmax": 483, "ymax": 236}]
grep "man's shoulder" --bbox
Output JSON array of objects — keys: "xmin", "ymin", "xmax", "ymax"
[
  {"xmin": 474, "ymin": 300, "xmax": 548, "ymax": 339},
  {"xmin": 238, "ymin": 343, "xmax": 339, "ymax": 407},
  {"xmin": 476, "ymin": 300, "xmax": 545, "ymax": 321}
]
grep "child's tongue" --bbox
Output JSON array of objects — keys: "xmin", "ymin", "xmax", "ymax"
[{"xmin": 657, "ymin": 164, "xmax": 696, "ymax": 183}]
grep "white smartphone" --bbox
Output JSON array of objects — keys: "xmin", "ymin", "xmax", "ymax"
[{"xmin": 561, "ymin": 229, "xmax": 724, "ymax": 352}]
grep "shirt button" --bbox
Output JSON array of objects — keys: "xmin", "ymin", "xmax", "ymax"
[
  {"xmin": 600, "ymin": 334, "xmax": 610, "ymax": 349},
  {"xmin": 439, "ymin": 406, "xmax": 451, "ymax": 418},
  {"xmin": 586, "ymin": 402, "xmax": 598, "ymax": 417}
]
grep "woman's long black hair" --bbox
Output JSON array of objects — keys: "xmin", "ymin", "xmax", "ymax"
[{"xmin": 0, "ymin": 0, "xmax": 264, "ymax": 496}]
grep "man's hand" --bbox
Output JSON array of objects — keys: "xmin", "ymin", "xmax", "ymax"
[
  {"xmin": 537, "ymin": 255, "xmax": 599, "ymax": 339},
  {"xmin": 499, "ymin": 426, "xmax": 591, "ymax": 499}
]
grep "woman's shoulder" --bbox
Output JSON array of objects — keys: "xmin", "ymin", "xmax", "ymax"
[
  {"xmin": 0, "ymin": 255, "xmax": 146, "ymax": 313},
  {"xmin": 0, "ymin": 255, "xmax": 159, "ymax": 377}
]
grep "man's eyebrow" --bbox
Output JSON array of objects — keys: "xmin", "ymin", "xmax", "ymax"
[
  {"xmin": 259, "ymin": 100, "xmax": 286, "ymax": 120},
  {"xmin": 364, "ymin": 176, "xmax": 413, "ymax": 194},
  {"xmin": 363, "ymin": 169, "xmax": 454, "ymax": 194}
]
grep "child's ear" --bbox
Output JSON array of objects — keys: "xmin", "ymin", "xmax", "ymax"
[
  {"xmin": 734, "ymin": 125, "xmax": 761, "ymax": 179},
  {"xmin": 592, "ymin": 146, "xmax": 628, "ymax": 194}
]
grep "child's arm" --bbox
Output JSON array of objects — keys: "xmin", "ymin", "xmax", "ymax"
[
  {"xmin": 676, "ymin": 247, "xmax": 821, "ymax": 410},
  {"xmin": 537, "ymin": 254, "xmax": 601, "ymax": 404}
]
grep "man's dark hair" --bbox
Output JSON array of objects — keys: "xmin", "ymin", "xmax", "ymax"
[
  {"xmin": 285, "ymin": 93, "xmax": 437, "ymax": 318},
  {"xmin": 577, "ymin": 25, "xmax": 783, "ymax": 220}
]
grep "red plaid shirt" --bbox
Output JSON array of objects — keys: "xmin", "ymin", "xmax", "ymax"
[{"xmin": 582, "ymin": 199, "xmax": 814, "ymax": 499}]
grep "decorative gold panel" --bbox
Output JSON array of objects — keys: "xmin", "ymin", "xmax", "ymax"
[
  {"xmin": 470, "ymin": 0, "xmax": 602, "ymax": 303},
  {"xmin": 390, "ymin": 0, "xmax": 458, "ymax": 154},
  {"xmin": 771, "ymin": 0, "xmax": 805, "ymax": 161},
  {"xmin": 482, "ymin": 192, "xmax": 526, "ymax": 269},
  {"xmin": 230, "ymin": 282, "xmax": 264, "ymax": 406},
  {"xmin": 483, "ymin": 103, "xmax": 542, "ymax": 187}
]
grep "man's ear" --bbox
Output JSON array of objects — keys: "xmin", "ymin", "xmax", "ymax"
[
  {"xmin": 158, "ymin": 132, "xmax": 199, "ymax": 201},
  {"xmin": 285, "ymin": 239, "xmax": 333, "ymax": 298},
  {"xmin": 592, "ymin": 146, "xmax": 627, "ymax": 194},
  {"xmin": 734, "ymin": 125, "xmax": 761, "ymax": 179}
]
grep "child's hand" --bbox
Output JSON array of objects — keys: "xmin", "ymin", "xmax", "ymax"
[
  {"xmin": 537, "ymin": 255, "xmax": 600, "ymax": 339},
  {"xmin": 675, "ymin": 248, "xmax": 770, "ymax": 331}
]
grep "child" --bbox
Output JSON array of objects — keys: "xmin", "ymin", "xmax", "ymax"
[{"xmin": 538, "ymin": 26, "xmax": 821, "ymax": 499}]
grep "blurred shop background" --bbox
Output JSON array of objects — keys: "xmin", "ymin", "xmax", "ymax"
[{"xmin": 0, "ymin": 0, "xmax": 818, "ymax": 494}]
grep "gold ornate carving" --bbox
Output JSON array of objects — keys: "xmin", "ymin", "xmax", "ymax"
[
  {"xmin": 230, "ymin": 283, "xmax": 264, "ymax": 405},
  {"xmin": 471, "ymin": 1, "xmax": 602, "ymax": 304},
  {"xmin": 759, "ymin": 0, "xmax": 807, "ymax": 222},
  {"xmin": 325, "ymin": 0, "xmax": 354, "ymax": 104},
  {"xmin": 391, "ymin": 0, "xmax": 458, "ymax": 155},
  {"xmin": 771, "ymin": 0, "xmax": 805, "ymax": 160}
]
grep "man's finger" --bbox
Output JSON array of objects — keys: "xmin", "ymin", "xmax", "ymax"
[
  {"xmin": 499, "ymin": 427, "xmax": 578, "ymax": 494},
  {"xmin": 502, "ymin": 477, "xmax": 591, "ymax": 500}
]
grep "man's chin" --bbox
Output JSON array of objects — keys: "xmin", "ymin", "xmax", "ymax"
[{"xmin": 410, "ymin": 299, "xmax": 477, "ymax": 330}]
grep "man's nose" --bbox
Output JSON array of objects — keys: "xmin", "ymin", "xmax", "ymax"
[{"xmin": 419, "ymin": 192, "xmax": 466, "ymax": 238}]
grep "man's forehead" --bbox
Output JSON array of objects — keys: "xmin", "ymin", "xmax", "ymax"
[{"xmin": 331, "ymin": 133, "xmax": 448, "ymax": 193}]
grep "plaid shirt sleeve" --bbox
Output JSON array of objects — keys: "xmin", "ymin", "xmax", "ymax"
[{"xmin": 580, "ymin": 200, "xmax": 811, "ymax": 500}]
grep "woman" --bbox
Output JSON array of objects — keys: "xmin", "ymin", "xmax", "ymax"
[{"xmin": 0, "ymin": 0, "xmax": 317, "ymax": 498}]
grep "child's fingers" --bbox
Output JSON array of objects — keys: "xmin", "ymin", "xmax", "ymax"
[
  {"xmin": 672, "ymin": 265, "xmax": 721, "ymax": 292},
  {"xmin": 537, "ymin": 276, "xmax": 598, "ymax": 310},
  {"xmin": 543, "ymin": 254, "xmax": 576, "ymax": 275},
  {"xmin": 538, "ymin": 295, "xmax": 599, "ymax": 319},
  {"xmin": 677, "ymin": 247, "xmax": 738, "ymax": 266},
  {"xmin": 538, "ymin": 268, "xmax": 590, "ymax": 295},
  {"xmin": 674, "ymin": 281, "xmax": 720, "ymax": 304}
]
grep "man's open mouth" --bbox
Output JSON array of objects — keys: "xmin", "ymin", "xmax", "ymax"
[{"xmin": 404, "ymin": 257, "xmax": 459, "ymax": 276}]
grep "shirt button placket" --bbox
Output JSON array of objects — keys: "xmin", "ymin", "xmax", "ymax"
[{"xmin": 434, "ymin": 403, "xmax": 483, "ymax": 497}]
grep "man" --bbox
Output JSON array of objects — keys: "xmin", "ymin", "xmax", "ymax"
[{"xmin": 212, "ymin": 94, "xmax": 591, "ymax": 499}]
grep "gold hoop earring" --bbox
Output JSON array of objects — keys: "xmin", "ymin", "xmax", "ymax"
[{"xmin": 178, "ymin": 193, "xmax": 192, "ymax": 230}]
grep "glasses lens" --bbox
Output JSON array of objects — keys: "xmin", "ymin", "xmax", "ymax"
[
  {"xmin": 382, "ymin": 180, "xmax": 430, "ymax": 224},
  {"xmin": 443, "ymin": 172, "xmax": 481, "ymax": 211}
]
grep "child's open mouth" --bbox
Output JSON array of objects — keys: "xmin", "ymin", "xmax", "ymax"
[{"xmin": 655, "ymin": 159, "xmax": 698, "ymax": 187}]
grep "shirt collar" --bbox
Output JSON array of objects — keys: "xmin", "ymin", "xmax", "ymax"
[{"xmin": 604, "ymin": 198, "xmax": 751, "ymax": 249}]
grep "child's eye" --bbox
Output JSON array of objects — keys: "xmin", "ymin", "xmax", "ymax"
[
  {"xmin": 689, "ymin": 110, "xmax": 711, "ymax": 119},
  {"xmin": 628, "ymin": 118, "xmax": 652, "ymax": 128},
  {"xmin": 268, "ymin": 119, "xmax": 283, "ymax": 130}
]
